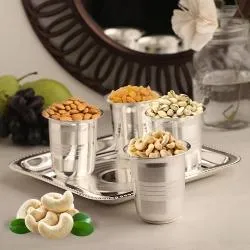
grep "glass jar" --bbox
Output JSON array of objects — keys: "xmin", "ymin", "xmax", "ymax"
[{"xmin": 193, "ymin": 18, "xmax": 250, "ymax": 129}]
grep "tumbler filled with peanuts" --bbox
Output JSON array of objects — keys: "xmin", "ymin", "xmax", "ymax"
[
  {"xmin": 42, "ymin": 97, "xmax": 103, "ymax": 179},
  {"xmin": 125, "ymin": 130, "xmax": 190, "ymax": 224},
  {"xmin": 107, "ymin": 85, "xmax": 159, "ymax": 156}
]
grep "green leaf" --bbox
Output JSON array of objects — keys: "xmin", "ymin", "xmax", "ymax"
[
  {"xmin": 73, "ymin": 212, "xmax": 92, "ymax": 224},
  {"xmin": 71, "ymin": 221, "xmax": 94, "ymax": 236},
  {"xmin": 9, "ymin": 219, "xmax": 30, "ymax": 234}
]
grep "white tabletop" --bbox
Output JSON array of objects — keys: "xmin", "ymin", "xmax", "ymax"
[{"xmin": 0, "ymin": 116, "xmax": 249, "ymax": 249}]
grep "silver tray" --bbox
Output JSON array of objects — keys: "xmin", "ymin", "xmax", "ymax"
[{"xmin": 9, "ymin": 135, "xmax": 240, "ymax": 204}]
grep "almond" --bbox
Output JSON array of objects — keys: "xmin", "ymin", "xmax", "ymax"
[
  {"xmin": 84, "ymin": 113, "xmax": 92, "ymax": 120},
  {"xmin": 72, "ymin": 113, "xmax": 83, "ymax": 121}
]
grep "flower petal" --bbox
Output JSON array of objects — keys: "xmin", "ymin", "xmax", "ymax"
[
  {"xmin": 191, "ymin": 32, "xmax": 214, "ymax": 51},
  {"xmin": 171, "ymin": 9, "xmax": 196, "ymax": 50}
]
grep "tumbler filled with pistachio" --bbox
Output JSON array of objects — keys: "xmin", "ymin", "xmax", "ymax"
[
  {"xmin": 145, "ymin": 90, "xmax": 204, "ymax": 173},
  {"xmin": 107, "ymin": 85, "xmax": 159, "ymax": 156},
  {"xmin": 125, "ymin": 130, "xmax": 190, "ymax": 224},
  {"xmin": 42, "ymin": 97, "xmax": 103, "ymax": 179}
]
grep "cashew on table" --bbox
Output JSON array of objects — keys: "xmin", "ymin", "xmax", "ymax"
[{"xmin": 16, "ymin": 191, "xmax": 79, "ymax": 239}]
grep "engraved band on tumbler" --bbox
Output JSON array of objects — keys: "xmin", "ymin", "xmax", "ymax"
[
  {"xmin": 128, "ymin": 143, "xmax": 190, "ymax": 224},
  {"xmin": 48, "ymin": 112, "xmax": 102, "ymax": 179},
  {"xmin": 110, "ymin": 102, "xmax": 151, "ymax": 156},
  {"xmin": 148, "ymin": 113, "xmax": 203, "ymax": 173}
]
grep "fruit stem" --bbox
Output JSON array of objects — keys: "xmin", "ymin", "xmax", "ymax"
[{"xmin": 17, "ymin": 72, "xmax": 38, "ymax": 82}]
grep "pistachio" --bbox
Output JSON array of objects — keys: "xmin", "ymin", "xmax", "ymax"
[
  {"xmin": 158, "ymin": 110, "xmax": 168, "ymax": 118},
  {"xmin": 169, "ymin": 97, "xmax": 178, "ymax": 104},
  {"xmin": 145, "ymin": 90, "xmax": 203, "ymax": 119},
  {"xmin": 167, "ymin": 109, "xmax": 174, "ymax": 117},
  {"xmin": 170, "ymin": 104, "xmax": 179, "ymax": 111},
  {"xmin": 178, "ymin": 101, "xmax": 187, "ymax": 107}
]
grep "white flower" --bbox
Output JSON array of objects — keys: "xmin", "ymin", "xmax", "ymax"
[{"xmin": 171, "ymin": 0, "xmax": 218, "ymax": 51}]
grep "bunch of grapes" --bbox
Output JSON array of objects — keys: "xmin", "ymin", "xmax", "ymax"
[{"xmin": 0, "ymin": 88, "xmax": 49, "ymax": 146}]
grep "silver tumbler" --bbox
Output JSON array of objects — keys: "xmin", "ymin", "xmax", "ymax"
[
  {"xmin": 128, "ymin": 144, "xmax": 190, "ymax": 224},
  {"xmin": 109, "ymin": 102, "xmax": 152, "ymax": 156},
  {"xmin": 104, "ymin": 28, "xmax": 144, "ymax": 50},
  {"xmin": 136, "ymin": 35, "xmax": 180, "ymax": 54},
  {"xmin": 48, "ymin": 113, "xmax": 102, "ymax": 179},
  {"xmin": 148, "ymin": 113, "xmax": 203, "ymax": 173}
]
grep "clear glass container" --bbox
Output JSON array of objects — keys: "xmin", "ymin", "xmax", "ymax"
[{"xmin": 193, "ymin": 18, "xmax": 250, "ymax": 129}]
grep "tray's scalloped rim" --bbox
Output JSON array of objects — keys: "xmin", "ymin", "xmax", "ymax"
[{"xmin": 8, "ymin": 143, "xmax": 241, "ymax": 204}]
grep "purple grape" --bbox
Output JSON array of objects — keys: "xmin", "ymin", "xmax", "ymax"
[
  {"xmin": 27, "ymin": 128, "xmax": 41, "ymax": 145},
  {"xmin": 0, "ymin": 115, "xmax": 10, "ymax": 138},
  {"xmin": 22, "ymin": 109, "xmax": 38, "ymax": 124},
  {"xmin": 28, "ymin": 96, "xmax": 44, "ymax": 109},
  {"xmin": 8, "ymin": 120, "xmax": 21, "ymax": 134},
  {"xmin": 12, "ymin": 132, "xmax": 27, "ymax": 145},
  {"xmin": 16, "ymin": 88, "xmax": 35, "ymax": 99}
]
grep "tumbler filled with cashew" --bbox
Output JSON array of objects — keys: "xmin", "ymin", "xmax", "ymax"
[{"xmin": 125, "ymin": 130, "xmax": 190, "ymax": 224}]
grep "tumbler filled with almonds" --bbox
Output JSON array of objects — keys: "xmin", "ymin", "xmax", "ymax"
[
  {"xmin": 145, "ymin": 90, "xmax": 204, "ymax": 173},
  {"xmin": 125, "ymin": 130, "xmax": 190, "ymax": 224},
  {"xmin": 42, "ymin": 97, "xmax": 102, "ymax": 179},
  {"xmin": 107, "ymin": 85, "xmax": 159, "ymax": 156}
]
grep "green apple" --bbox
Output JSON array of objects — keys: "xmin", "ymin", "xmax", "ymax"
[{"xmin": 21, "ymin": 79, "xmax": 72, "ymax": 108}]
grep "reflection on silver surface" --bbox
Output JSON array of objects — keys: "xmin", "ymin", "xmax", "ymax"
[
  {"xmin": 128, "ymin": 144, "xmax": 190, "ymax": 224},
  {"xmin": 48, "ymin": 115, "xmax": 101, "ymax": 179},
  {"xmin": 104, "ymin": 27, "xmax": 144, "ymax": 50},
  {"xmin": 148, "ymin": 113, "xmax": 203, "ymax": 173},
  {"xmin": 110, "ymin": 102, "xmax": 151, "ymax": 156},
  {"xmin": 136, "ymin": 35, "xmax": 180, "ymax": 54},
  {"xmin": 9, "ymin": 136, "xmax": 240, "ymax": 204}
]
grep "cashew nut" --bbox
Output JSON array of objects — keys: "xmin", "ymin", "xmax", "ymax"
[
  {"xmin": 24, "ymin": 206, "xmax": 48, "ymax": 233},
  {"xmin": 27, "ymin": 206, "xmax": 47, "ymax": 221},
  {"xmin": 167, "ymin": 142, "xmax": 176, "ymax": 149},
  {"xmin": 174, "ymin": 149, "xmax": 186, "ymax": 155},
  {"xmin": 134, "ymin": 140, "xmax": 147, "ymax": 151},
  {"xmin": 160, "ymin": 149, "xmax": 173, "ymax": 157},
  {"xmin": 25, "ymin": 214, "xmax": 39, "ymax": 233},
  {"xmin": 38, "ymin": 213, "xmax": 73, "ymax": 239},
  {"xmin": 135, "ymin": 151, "xmax": 146, "ymax": 158},
  {"xmin": 149, "ymin": 151, "xmax": 160, "ymax": 158},
  {"xmin": 41, "ymin": 191, "xmax": 74, "ymax": 213},
  {"xmin": 145, "ymin": 144, "xmax": 154, "ymax": 156},
  {"xmin": 154, "ymin": 140, "xmax": 163, "ymax": 151},
  {"xmin": 16, "ymin": 199, "xmax": 41, "ymax": 219},
  {"xmin": 175, "ymin": 140, "xmax": 187, "ymax": 150},
  {"xmin": 40, "ymin": 211, "xmax": 58, "ymax": 226},
  {"xmin": 161, "ymin": 133, "xmax": 170, "ymax": 146},
  {"xmin": 66, "ymin": 208, "xmax": 79, "ymax": 217}
]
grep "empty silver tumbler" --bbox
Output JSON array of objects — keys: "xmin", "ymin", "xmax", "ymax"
[
  {"xmin": 109, "ymin": 102, "xmax": 152, "ymax": 156},
  {"xmin": 48, "ymin": 113, "xmax": 102, "ymax": 179},
  {"xmin": 127, "ymin": 143, "xmax": 190, "ymax": 224},
  {"xmin": 148, "ymin": 113, "xmax": 203, "ymax": 173}
]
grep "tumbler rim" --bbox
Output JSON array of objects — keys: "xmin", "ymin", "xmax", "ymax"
[
  {"xmin": 144, "ymin": 106, "xmax": 205, "ymax": 122},
  {"xmin": 44, "ymin": 109, "xmax": 104, "ymax": 125},
  {"xmin": 123, "ymin": 141, "xmax": 191, "ymax": 161},
  {"xmin": 106, "ymin": 91, "xmax": 160, "ymax": 107}
]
